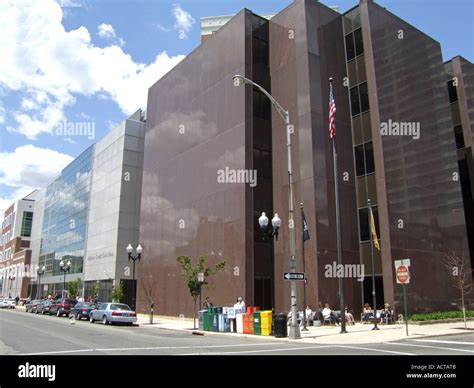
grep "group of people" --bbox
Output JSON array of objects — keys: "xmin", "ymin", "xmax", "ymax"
[{"xmin": 362, "ymin": 302, "xmax": 394, "ymax": 324}]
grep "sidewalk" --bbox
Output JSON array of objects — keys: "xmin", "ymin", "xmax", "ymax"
[{"xmin": 137, "ymin": 314, "xmax": 474, "ymax": 344}]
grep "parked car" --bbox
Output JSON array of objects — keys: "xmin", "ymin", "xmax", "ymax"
[
  {"xmin": 25, "ymin": 299, "xmax": 42, "ymax": 313},
  {"xmin": 70, "ymin": 302, "xmax": 97, "ymax": 320},
  {"xmin": 36, "ymin": 300, "xmax": 56, "ymax": 315},
  {"xmin": 49, "ymin": 298, "xmax": 77, "ymax": 317},
  {"xmin": 0, "ymin": 298, "xmax": 16, "ymax": 308},
  {"xmin": 89, "ymin": 303, "xmax": 137, "ymax": 325}
]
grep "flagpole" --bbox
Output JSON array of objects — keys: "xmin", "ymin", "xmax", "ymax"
[
  {"xmin": 368, "ymin": 198, "xmax": 379, "ymax": 330},
  {"xmin": 330, "ymin": 78, "xmax": 347, "ymax": 334},
  {"xmin": 300, "ymin": 202, "xmax": 308, "ymax": 331}
]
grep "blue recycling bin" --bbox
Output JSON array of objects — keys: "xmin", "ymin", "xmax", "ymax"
[
  {"xmin": 224, "ymin": 315, "xmax": 231, "ymax": 332},
  {"xmin": 218, "ymin": 314, "xmax": 225, "ymax": 332}
]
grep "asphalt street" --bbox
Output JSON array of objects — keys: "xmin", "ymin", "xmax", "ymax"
[{"xmin": 1, "ymin": 308, "xmax": 474, "ymax": 355}]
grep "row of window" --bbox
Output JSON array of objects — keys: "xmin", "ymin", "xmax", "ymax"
[
  {"xmin": 2, "ymin": 211, "xmax": 15, "ymax": 230},
  {"xmin": 21, "ymin": 212, "xmax": 33, "ymax": 238},
  {"xmin": 345, "ymin": 28, "xmax": 364, "ymax": 62},
  {"xmin": 350, "ymin": 82, "xmax": 369, "ymax": 117},
  {"xmin": 354, "ymin": 141, "xmax": 375, "ymax": 177}
]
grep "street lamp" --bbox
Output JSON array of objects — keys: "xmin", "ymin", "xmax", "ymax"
[
  {"xmin": 197, "ymin": 272, "xmax": 205, "ymax": 329},
  {"xmin": 37, "ymin": 265, "xmax": 45, "ymax": 299},
  {"xmin": 233, "ymin": 74, "xmax": 301, "ymax": 339},
  {"xmin": 8, "ymin": 274, "xmax": 16, "ymax": 298},
  {"xmin": 126, "ymin": 243, "xmax": 142, "ymax": 311},
  {"xmin": 258, "ymin": 212, "xmax": 281, "ymax": 241},
  {"xmin": 59, "ymin": 260, "xmax": 71, "ymax": 299}
]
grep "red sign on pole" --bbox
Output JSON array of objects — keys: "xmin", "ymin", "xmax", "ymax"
[{"xmin": 396, "ymin": 264, "xmax": 410, "ymax": 284}]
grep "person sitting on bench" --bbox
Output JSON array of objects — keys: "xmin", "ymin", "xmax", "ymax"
[
  {"xmin": 380, "ymin": 303, "xmax": 393, "ymax": 324},
  {"xmin": 362, "ymin": 303, "xmax": 373, "ymax": 324},
  {"xmin": 322, "ymin": 303, "xmax": 340, "ymax": 325}
]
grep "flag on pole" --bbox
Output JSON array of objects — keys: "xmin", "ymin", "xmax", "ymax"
[
  {"xmin": 329, "ymin": 79, "xmax": 336, "ymax": 139},
  {"xmin": 302, "ymin": 208, "xmax": 310, "ymax": 242},
  {"xmin": 369, "ymin": 207, "xmax": 380, "ymax": 251}
]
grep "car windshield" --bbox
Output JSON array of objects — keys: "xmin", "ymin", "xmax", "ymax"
[{"xmin": 110, "ymin": 304, "xmax": 131, "ymax": 311}]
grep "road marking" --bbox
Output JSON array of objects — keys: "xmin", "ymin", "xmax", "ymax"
[
  {"xmin": 176, "ymin": 345, "xmax": 334, "ymax": 355},
  {"xmin": 411, "ymin": 339, "xmax": 474, "ymax": 346},
  {"xmin": 20, "ymin": 342, "xmax": 285, "ymax": 355},
  {"xmin": 385, "ymin": 342, "xmax": 474, "ymax": 353},
  {"xmin": 333, "ymin": 345, "xmax": 414, "ymax": 355}
]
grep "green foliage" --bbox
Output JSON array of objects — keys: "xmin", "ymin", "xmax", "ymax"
[
  {"xmin": 90, "ymin": 282, "xmax": 101, "ymax": 299},
  {"xmin": 410, "ymin": 310, "xmax": 474, "ymax": 321},
  {"xmin": 176, "ymin": 255, "xmax": 226, "ymax": 301},
  {"xmin": 110, "ymin": 281, "xmax": 124, "ymax": 302},
  {"xmin": 67, "ymin": 278, "xmax": 81, "ymax": 298}
]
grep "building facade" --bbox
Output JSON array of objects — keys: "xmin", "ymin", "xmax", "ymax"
[
  {"xmin": 139, "ymin": 0, "xmax": 472, "ymax": 317},
  {"xmin": 29, "ymin": 110, "xmax": 145, "ymax": 302},
  {"xmin": 0, "ymin": 190, "xmax": 38, "ymax": 299}
]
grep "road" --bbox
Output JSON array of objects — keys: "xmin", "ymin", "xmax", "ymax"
[{"xmin": 1, "ymin": 308, "xmax": 474, "ymax": 355}]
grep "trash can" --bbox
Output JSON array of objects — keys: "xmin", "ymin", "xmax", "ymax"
[
  {"xmin": 218, "ymin": 313, "xmax": 225, "ymax": 332},
  {"xmin": 216, "ymin": 306, "xmax": 223, "ymax": 314},
  {"xmin": 223, "ymin": 315, "xmax": 231, "ymax": 332},
  {"xmin": 198, "ymin": 310, "xmax": 207, "ymax": 330},
  {"xmin": 236, "ymin": 313, "xmax": 244, "ymax": 333},
  {"xmin": 273, "ymin": 313, "xmax": 288, "ymax": 338},
  {"xmin": 260, "ymin": 310, "xmax": 272, "ymax": 336},
  {"xmin": 203, "ymin": 311, "xmax": 212, "ymax": 331},
  {"xmin": 253, "ymin": 311, "xmax": 261, "ymax": 335}
]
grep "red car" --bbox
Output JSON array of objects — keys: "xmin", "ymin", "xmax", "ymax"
[{"xmin": 49, "ymin": 298, "xmax": 77, "ymax": 317}]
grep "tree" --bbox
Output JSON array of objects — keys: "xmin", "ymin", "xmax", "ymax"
[
  {"xmin": 142, "ymin": 274, "xmax": 158, "ymax": 324},
  {"xmin": 67, "ymin": 278, "xmax": 81, "ymax": 299},
  {"xmin": 90, "ymin": 281, "xmax": 101, "ymax": 301},
  {"xmin": 443, "ymin": 252, "xmax": 473, "ymax": 329},
  {"xmin": 110, "ymin": 281, "xmax": 124, "ymax": 303},
  {"xmin": 176, "ymin": 255, "xmax": 225, "ymax": 328}
]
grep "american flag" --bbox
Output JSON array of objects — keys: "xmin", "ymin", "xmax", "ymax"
[{"xmin": 329, "ymin": 79, "xmax": 336, "ymax": 139}]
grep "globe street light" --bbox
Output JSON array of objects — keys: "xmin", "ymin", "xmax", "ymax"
[
  {"xmin": 258, "ymin": 212, "xmax": 282, "ymax": 241},
  {"xmin": 126, "ymin": 243, "xmax": 142, "ymax": 311},
  {"xmin": 233, "ymin": 74, "xmax": 301, "ymax": 339},
  {"xmin": 59, "ymin": 260, "xmax": 71, "ymax": 299},
  {"xmin": 37, "ymin": 265, "xmax": 45, "ymax": 299}
]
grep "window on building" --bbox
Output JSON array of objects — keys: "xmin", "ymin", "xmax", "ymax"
[
  {"xmin": 447, "ymin": 79, "xmax": 458, "ymax": 103},
  {"xmin": 21, "ymin": 211, "xmax": 33, "ymax": 237},
  {"xmin": 350, "ymin": 82, "xmax": 369, "ymax": 117},
  {"xmin": 354, "ymin": 28, "xmax": 364, "ymax": 57},
  {"xmin": 345, "ymin": 33, "xmax": 355, "ymax": 61},
  {"xmin": 454, "ymin": 125, "xmax": 465, "ymax": 149},
  {"xmin": 354, "ymin": 141, "xmax": 375, "ymax": 177},
  {"xmin": 358, "ymin": 206, "xmax": 379, "ymax": 242}
]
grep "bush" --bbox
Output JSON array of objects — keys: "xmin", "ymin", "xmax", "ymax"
[{"xmin": 410, "ymin": 310, "xmax": 474, "ymax": 321}]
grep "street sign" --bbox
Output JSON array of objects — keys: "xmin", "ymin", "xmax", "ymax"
[
  {"xmin": 396, "ymin": 264, "xmax": 410, "ymax": 284},
  {"xmin": 283, "ymin": 272, "xmax": 305, "ymax": 281}
]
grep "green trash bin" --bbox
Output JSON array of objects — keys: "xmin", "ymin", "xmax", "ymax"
[
  {"xmin": 203, "ymin": 311, "xmax": 212, "ymax": 331},
  {"xmin": 253, "ymin": 311, "xmax": 262, "ymax": 335}
]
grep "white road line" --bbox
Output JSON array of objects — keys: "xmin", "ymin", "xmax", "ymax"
[
  {"xmin": 385, "ymin": 342, "xmax": 474, "ymax": 354},
  {"xmin": 20, "ymin": 342, "xmax": 285, "ymax": 355},
  {"xmin": 333, "ymin": 345, "xmax": 415, "ymax": 355},
  {"xmin": 411, "ymin": 339, "xmax": 474, "ymax": 346},
  {"xmin": 176, "ymin": 345, "xmax": 334, "ymax": 355}
]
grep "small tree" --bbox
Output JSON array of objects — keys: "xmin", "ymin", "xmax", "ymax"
[
  {"xmin": 90, "ymin": 281, "xmax": 101, "ymax": 301},
  {"xmin": 67, "ymin": 278, "xmax": 81, "ymax": 299},
  {"xmin": 110, "ymin": 281, "xmax": 124, "ymax": 303},
  {"xmin": 176, "ymin": 255, "xmax": 225, "ymax": 328},
  {"xmin": 142, "ymin": 274, "xmax": 159, "ymax": 323},
  {"xmin": 443, "ymin": 252, "xmax": 473, "ymax": 329}
]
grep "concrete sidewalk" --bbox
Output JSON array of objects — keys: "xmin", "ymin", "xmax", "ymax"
[{"xmin": 137, "ymin": 314, "xmax": 474, "ymax": 344}]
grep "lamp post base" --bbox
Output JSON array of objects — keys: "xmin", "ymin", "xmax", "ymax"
[{"xmin": 289, "ymin": 324, "xmax": 302, "ymax": 339}]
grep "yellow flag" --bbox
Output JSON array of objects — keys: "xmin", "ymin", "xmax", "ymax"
[{"xmin": 370, "ymin": 207, "xmax": 380, "ymax": 251}]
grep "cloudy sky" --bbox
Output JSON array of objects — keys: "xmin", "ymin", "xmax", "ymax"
[{"xmin": 0, "ymin": 0, "xmax": 472, "ymax": 212}]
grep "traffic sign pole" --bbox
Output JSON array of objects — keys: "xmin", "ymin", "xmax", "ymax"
[{"xmin": 403, "ymin": 284, "xmax": 409, "ymax": 336}]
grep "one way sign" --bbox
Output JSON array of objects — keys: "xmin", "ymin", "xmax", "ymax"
[{"xmin": 283, "ymin": 272, "xmax": 305, "ymax": 281}]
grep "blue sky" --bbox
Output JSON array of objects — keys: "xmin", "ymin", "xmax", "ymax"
[{"xmin": 0, "ymin": 0, "xmax": 472, "ymax": 211}]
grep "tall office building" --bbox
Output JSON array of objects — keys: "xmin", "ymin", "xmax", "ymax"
[
  {"xmin": 29, "ymin": 110, "xmax": 145, "ymax": 302},
  {"xmin": 138, "ymin": 0, "xmax": 472, "ymax": 316}
]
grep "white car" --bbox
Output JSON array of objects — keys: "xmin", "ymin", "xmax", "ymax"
[{"xmin": 0, "ymin": 298, "xmax": 16, "ymax": 308}]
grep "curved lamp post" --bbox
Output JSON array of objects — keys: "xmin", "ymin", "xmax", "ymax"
[
  {"xmin": 59, "ymin": 260, "xmax": 71, "ymax": 299},
  {"xmin": 37, "ymin": 265, "xmax": 45, "ymax": 299},
  {"xmin": 233, "ymin": 74, "xmax": 301, "ymax": 339}
]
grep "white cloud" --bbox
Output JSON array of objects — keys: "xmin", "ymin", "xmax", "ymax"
[
  {"xmin": 0, "ymin": 187, "xmax": 36, "ymax": 215},
  {"xmin": 56, "ymin": 0, "xmax": 82, "ymax": 7},
  {"xmin": 156, "ymin": 24, "xmax": 171, "ymax": 33},
  {"xmin": 172, "ymin": 4, "xmax": 195, "ymax": 37},
  {"xmin": 0, "ymin": 145, "xmax": 73, "ymax": 189},
  {"xmin": 0, "ymin": 0, "xmax": 185, "ymax": 139},
  {"xmin": 97, "ymin": 23, "xmax": 116, "ymax": 39},
  {"xmin": 63, "ymin": 137, "xmax": 76, "ymax": 144},
  {"xmin": 0, "ymin": 106, "xmax": 5, "ymax": 124}
]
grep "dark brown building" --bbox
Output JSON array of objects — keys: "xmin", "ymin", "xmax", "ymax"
[{"xmin": 138, "ymin": 0, "xmax": 472, "ymax": 317}]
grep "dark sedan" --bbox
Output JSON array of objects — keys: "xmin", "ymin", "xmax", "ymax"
[
  {"xmin": 25, "ymin": 300, "xmax": 42, "ymax": 313},
  {"xmin": 70, "ymin": 302, "xmax": 97, "ymax": 320},
  {"xmin": 36, "ymin": 300, "xmax": 56, "ymax": 315}
]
